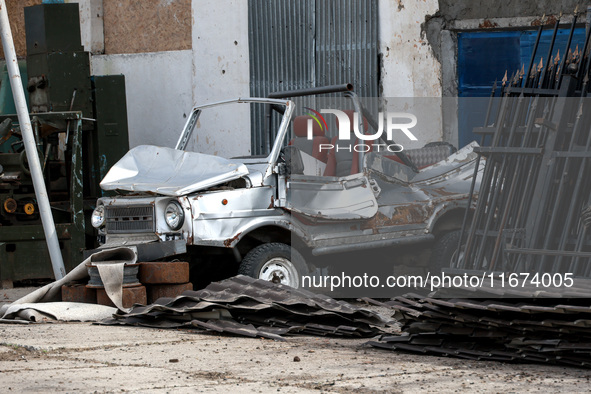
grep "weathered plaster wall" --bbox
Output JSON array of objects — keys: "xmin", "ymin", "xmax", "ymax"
[
  {"xmin": 439, "ymin": 0, "xmax": 587, "ymax": 20},
  {"xmin": 379, "ymin": 0, "xmax": 441, "ymax": 98},
  {"xmin": 91, "ymin": 50, "xmax": 193, "ymax": 148},
  {"xmin": 379, "ymin": 0, "xmax": 444, "ymax": 148}
]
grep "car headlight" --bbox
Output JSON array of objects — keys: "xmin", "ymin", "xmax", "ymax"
[
  {"xmin": 91, "ymin": 205, "xmax": 105, "ymax": 228},
  {"xmin": 165, "ymin": 200, "xmax": 184, "ymax": 231}
]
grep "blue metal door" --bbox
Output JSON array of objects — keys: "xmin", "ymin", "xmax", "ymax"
[{"xmin": 457, "ymin": 27, "xmax": 587, "ymax": 148}]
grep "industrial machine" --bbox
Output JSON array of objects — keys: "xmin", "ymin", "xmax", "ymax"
[{"xmin": 0, "ymin": 3, "xmax": 129, "ymax": 286}]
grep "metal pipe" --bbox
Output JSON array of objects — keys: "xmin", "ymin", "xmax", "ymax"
[
  {"xmin": 268, "ymin": 83, "xmax": 353, "ymax": 98},
  {"xmin": 0, "ymin": 0, "xmax": 66, "ymax": 279}
]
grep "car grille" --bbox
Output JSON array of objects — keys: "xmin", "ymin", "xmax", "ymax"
[{"xmin": 105, "ymin": 205, "xmax": 155, "ymax": 234}]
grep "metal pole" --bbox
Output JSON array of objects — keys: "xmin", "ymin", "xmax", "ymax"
[{"xmin": 0, "ymin": 0, "xmax": 66, "ymax": 279}]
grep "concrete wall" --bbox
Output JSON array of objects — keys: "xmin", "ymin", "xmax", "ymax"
[
  {"xmin": 87, "ymin": 0, "xmax": 251, "ymax": 157},
  {"xmin": 91, "ymin": 50, "xmax": 193, "ymax": 149},
  {"xmin": 190, "ymin": 0, "xmax": 251, "ymax": 157}
]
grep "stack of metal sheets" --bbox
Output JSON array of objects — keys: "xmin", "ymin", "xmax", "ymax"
[
  {"xmin": 100, "ymin": 275, "xmax": 387, "ymax": 340},
  {"xmin": 366, "ymin": 296, "xmax": 591, "ymax": 368}
]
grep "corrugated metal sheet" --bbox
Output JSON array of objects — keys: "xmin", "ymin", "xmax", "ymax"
[
  {"xmin": 366, "ymin": 294, "xmax": 591, "ymax": 368},
  {"xmin": 101, "ymin": 275, "xmax": 388, "ymax": 340},
  {"xmin": 248, "ymin": 0, "xmax": 378, "ymax": 155},
  {"xmin": 315, "ymin": 0, "xmax": 378, "ymax": 97}
]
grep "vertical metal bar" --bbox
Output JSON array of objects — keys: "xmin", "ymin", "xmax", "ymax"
[
  {"xmin": 577, "ymin": 14, "xmax": 591, "ymax": 81},
  {"xmin": 544, "ymin": 92, "xmax": 586, "ymax": 270},
  {"xmin": 489, "ymin": 94, "xmax": 539, "ymax": 268},
  {"xmin": 524, "ymin": 16, "xmax": 546, "ymax": 83},
  {"xmin": 463, "ymin": 88, "xmax": 513, "ymax": 264},
  {"xmin": 456, "ymin": 81, "xmax": 499, "ymax": 267},
  {"xmin": 0, "ymin": 0, "xmax": 66, "ymax": 279},
  {"xmin": 539, "ymin": 14, "xmax": 561, "ymax": 88},
  {"xmin": 70, "ymin": 115, "xmax": 85, "ymax": 265},
  {"xmin": 557, "ymin": 10, "xmax": 579, "ymax": 88}
]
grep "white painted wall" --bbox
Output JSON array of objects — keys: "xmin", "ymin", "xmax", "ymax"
[{"xmin": 91, "ymin": 50, "xmax": 193, "ymax": 149}]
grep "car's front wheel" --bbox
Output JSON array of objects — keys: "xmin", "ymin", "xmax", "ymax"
[{"xmin": 238, "ymin": 243, "xmax": 309, "ymax": 288}]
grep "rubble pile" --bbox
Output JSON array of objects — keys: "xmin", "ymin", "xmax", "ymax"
[{"xmin": 100, "ymin": 275, "xmax": 388, "ymax": 340}]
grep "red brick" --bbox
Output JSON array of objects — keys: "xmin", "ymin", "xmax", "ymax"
[
  {"xmin": 146, "ymin": 282, "xmax": 193, "ymax": 304},
  {"xmin": 61, "ymin": 283, "xmax": 97, "ymax": 304},
  {"xmin": 96, "ymin": 285, "xmax": 147, "ymax": 309},
  {"xmin": 138, "ymin": 261, "xmax": 190, "ymax": 284}
]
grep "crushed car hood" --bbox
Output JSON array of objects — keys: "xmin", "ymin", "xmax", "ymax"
[{"xmin": 100, "ymin": 145, "xmax": 249, "ymax": 196}]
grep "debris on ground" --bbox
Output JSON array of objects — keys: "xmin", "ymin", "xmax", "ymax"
[
  {"xmin": 1, "ymin": 302, "xmax": 116, "ymax": 323},
  {"xmin": 99, "ymin": 275, "xmax": 390, "ymax": 340},
  {"xmin": 0, "ymin": 248, "xmax": 137, "ymax": 322},
  {"xmin": 365, "ymin": 295, "xmax": 591, "ymax": 368}
]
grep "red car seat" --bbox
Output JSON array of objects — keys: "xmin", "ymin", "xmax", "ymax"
[
  {"xmin": 324, "ymin": 110, "xmax": 370, "ymax": 177},
  {"xmin": 289, "ymin": 115, "xmax": 330, "ymax": 163}
]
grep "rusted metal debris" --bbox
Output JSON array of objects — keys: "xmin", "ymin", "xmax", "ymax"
[
  {"xmin": 99, "ymin": 275, "xmax": 388, "ymax": 340},
  {"xmin": 365, "ymin": 294, "xmax": 591, "ymax": 368}
]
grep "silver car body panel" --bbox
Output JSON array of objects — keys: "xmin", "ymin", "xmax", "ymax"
[
  {"xmin": 287, "ymin": 172, "xmax": 378, "ymax": 220},
  {"xmin": 99, "ymin": 145, "xmax": 249, "ymax": 197}
]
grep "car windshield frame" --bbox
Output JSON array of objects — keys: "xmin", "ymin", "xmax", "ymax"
[{"xmin": 174, "ymin": 98, "xmax": 294, "ymax": 168}]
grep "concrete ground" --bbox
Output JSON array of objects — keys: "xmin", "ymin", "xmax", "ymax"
[{"xmin": 1, "ymin": 288, "xmax": 590, "ymax": 393}]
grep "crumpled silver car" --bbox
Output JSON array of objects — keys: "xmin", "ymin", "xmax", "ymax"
[{"xmin": 88, "ymin": 88, "xmax": 482, "ymax": 288}]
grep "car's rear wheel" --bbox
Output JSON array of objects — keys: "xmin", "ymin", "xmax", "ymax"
[
  {"xmin": 431, "ymin": 230, "xmax": 462, "ymax": 270},
  {"xmin": 238, "ymin": 243, "xmax": 309, "ymax": 288}
]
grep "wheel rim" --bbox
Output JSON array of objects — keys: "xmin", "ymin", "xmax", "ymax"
[
  {"xmin": 259, "ymin": 257, "xmax": 299, "ymax": 288},
  {"xmin": 450, "ymin": 248, "xmax": 464, "ymax": 268}
]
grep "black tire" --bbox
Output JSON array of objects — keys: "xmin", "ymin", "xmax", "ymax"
[
  {"xmin": 238, "ymin": 243, "xmax": 309, "ymax": 288},
  {"xmin": 431, "ymin": 230, "xmax": 461, "ymax": 270}
]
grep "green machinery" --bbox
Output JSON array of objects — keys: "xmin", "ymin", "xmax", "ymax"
[{"xmin": 0, "ymin": 3, "xmax": 129, "ymax": 286}]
